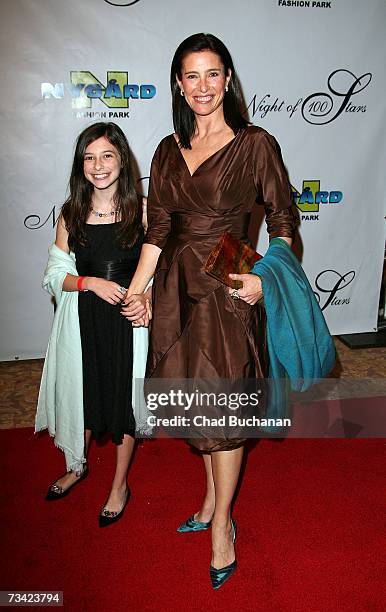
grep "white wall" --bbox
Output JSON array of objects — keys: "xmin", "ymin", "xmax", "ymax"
[{"xmin": 1, "ymin": 0, "xmax": 385, "ymax": 360}]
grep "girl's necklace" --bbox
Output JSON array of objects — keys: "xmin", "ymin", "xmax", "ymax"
[{"xmin": 90, "ymin": 208, "xmax": 116, "ymax": 218}]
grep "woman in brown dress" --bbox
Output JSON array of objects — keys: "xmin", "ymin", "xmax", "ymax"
[{"xmin": 122, "ymin": 33, "xmax": 296, "ymax": 588}]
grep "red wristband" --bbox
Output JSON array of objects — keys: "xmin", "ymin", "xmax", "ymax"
[{"xmin": 77, "ymin": 276, "xmax": 86, "ymax": 291}]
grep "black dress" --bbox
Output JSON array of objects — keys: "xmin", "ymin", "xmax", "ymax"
[{"xmin": 74, "ymin": 222, "xmax": 143, "ymax": 444}]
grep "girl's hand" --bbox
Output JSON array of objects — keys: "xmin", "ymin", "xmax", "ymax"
[
  {"xmin": 84, "ymin": 277, "xmax": 126, "ymax": 305},
  {"xmin": 228, "ymin": 273, "xmax": 263, "ymax": 305},
  {"xmin": 120, "ymin": 293, "xmax": 148, "ymax": 321}
]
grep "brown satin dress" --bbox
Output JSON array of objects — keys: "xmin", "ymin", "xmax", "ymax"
[{"xmin": 145, "ymin": 126, "xmax": 296, "ymax": 452}]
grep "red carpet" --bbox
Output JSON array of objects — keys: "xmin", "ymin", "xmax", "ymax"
[{"xmin": 0, "ymin": 429, "xmax": 385, "ymax": 611}]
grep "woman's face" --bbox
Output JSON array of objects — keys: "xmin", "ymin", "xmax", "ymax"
[
  {"xmin": 83, "ymin": 136, "xmax": 121, "ymax": 191},
  {"xmin": 176, "ymin": 50, "xmax": 231, "ymax": 118}
]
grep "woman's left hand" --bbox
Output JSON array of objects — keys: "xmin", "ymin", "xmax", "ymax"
[
  {"xmin": 228, "ymin": 273, "xmax": 263, "ymax": 305},
  {"xmin": 120, "ymin": 293, "xmax": 148, "ymax": 321},
  {"xmin": 131, "ymin": 298, "xmax": 152, "ymax": 328}
]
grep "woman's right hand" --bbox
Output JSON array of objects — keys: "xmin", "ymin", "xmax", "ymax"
[{"xmin": 84, "ymin": 277, "xmax": 125, "ymax": 305}]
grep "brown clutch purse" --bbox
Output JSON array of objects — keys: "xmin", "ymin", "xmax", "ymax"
[{"xmin": 204, "ymin": 231, "xmax": 262, "ymax": 290}]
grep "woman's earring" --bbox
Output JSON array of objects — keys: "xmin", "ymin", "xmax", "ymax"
[
  {"xmin": 180, "ymin": 89, "xmax": 184, "ymax": 97},
  {"xmin": 225, "ymin": 85, "xmax": 229, "ymax": 93}
]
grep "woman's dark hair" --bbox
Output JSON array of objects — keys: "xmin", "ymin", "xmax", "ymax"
[
  {"xmin": 170, "ymin": 33, "xmax": 249, "ymax": 149},
  {"xmin": 61, "ymin": 122, "xmax": 141, "ymax": 250}
]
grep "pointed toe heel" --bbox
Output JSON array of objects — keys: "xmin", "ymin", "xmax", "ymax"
[
  {"xmin": 177, "ymin": 514, "xmax": 212, "ymax": 533},
  {"xmin": 210, "ymin": 519, "xmax": 237, "ymax": 590},
  {"xmin": 210, "ymin": 559, "xmax": 237, "ymax": 590}
]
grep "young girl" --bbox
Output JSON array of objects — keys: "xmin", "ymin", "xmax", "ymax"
[{"xmin": 36, "ymin": 122, "xmax": 151, "ymax": 527}]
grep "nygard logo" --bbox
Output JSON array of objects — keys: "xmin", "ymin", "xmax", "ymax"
[
  {"xmin": 292, "ymin": 180, "xmax": 343, "ymax": 221},
  {"xmin": 41, "ymin": 70, "xmax": 156, "ymax": 119}
]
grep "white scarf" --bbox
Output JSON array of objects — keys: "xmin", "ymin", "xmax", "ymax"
[{"xmin": 35, "ymin": 243, "xmax": 152, "ymax": 473}]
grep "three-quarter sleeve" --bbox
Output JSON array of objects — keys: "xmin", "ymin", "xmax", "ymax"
[
  {"xmin": 144, "ymin": 145, "xmax": 171, "ymax": 250},
  {"xmin": 252, "ymin": 131, "xmax": 297, "ymax": 240}
]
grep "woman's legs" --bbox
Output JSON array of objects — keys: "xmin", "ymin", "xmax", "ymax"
[
  {"xmin": 102, "ymin": 434, "xmax": 135, "ymax": 512},
  {"xmin": 210, "ymin": 446, "xmax": 244, "ymax": 569},
  {"xmin": 195, "ymin": 453, "xmax": 216, "ymax": 522},
  {"xmin": 195, "ymin": 446, "xmax": 243, "ymax": 567}
]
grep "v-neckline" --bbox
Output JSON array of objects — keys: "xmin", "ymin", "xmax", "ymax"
[{"xmin": 172, "ymin": 131, "xmax": 240, "ymax": 178}]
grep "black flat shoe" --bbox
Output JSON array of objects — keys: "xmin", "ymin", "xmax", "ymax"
[
  {"xmin": 210, "ymin": 519, "xmax": 237, "ymax": 590},
  {"xmin": 45, "ymin": 466, "xmax": 89, "ymax": 501},
  {"xmin": 99, "ymin": 487, "xmax": 131, "ymax": 528}
]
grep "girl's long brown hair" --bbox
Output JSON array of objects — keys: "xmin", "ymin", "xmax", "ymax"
[{"xmin": 61, "ymin": 122, "xmax": 141, "ymax": 250}]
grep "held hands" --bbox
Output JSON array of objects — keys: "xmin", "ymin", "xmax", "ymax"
[
  {"xmin": 85, "ymin": 277, "xmax": 127, "ymax": 305},
  {"xmin": 82, "ymin": 278, "xmax": 153, "ymax": 326},
  {"xmin": 120, "ymin": 291, "xmax": 152, "ymax": 327},
  {"xmin": 228, "ymin": 273, "xmax": 263, "ymax": 305},
  {"xmin": 131, "ymin": 299, "xmax": 152, "ymax": 328}
]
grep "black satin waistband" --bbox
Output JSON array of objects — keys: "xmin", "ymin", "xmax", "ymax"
[
  {"xmin": 76, "ymin": 258, "xmax": 138, "ymax": 282},
  {"xmin": 170, "ymin": 211, "xmax": 251, "ymax": 240}
]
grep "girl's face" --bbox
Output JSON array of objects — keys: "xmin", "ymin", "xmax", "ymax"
[
  {"xmin": 83, "ymin": 136, "xmax": 121, "ymax": 191},
  {"xmin": 176, "ymin": 50, "xmax": 231, "ymax": 118}
]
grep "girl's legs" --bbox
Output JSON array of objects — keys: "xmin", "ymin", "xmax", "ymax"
[
  {"xmin": 102, "ymin": 434, "xmax": 135, "ymax": 512},
  {"xmin": 49, "ymin": 428, "xmax": 92, "ymax": 491},
  {"xmin": 210, "ymin": 446, "xmax": 244, "ymax": 569}
]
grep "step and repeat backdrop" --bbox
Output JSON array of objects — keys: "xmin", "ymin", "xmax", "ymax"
[{"xmin": 1, "ymin": 0, "xmax": 385, "ymax": 360}]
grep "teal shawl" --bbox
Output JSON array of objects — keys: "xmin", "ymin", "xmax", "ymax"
[
  {"xmin": 251, "ymin": 238, "xmax": 336, "ymax": 425},
  {"xmin": 252, "ymin": 238, "xmax": 336, "ymax": 389}
]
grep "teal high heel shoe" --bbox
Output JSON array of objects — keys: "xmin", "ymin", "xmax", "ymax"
[
  {"xmin": 177, "ymin": 514, "xmax": 212, "ymax": 533},
  {"xmin": 209, "ymin": 519, "xmax": 237, "ymax": 590}
]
